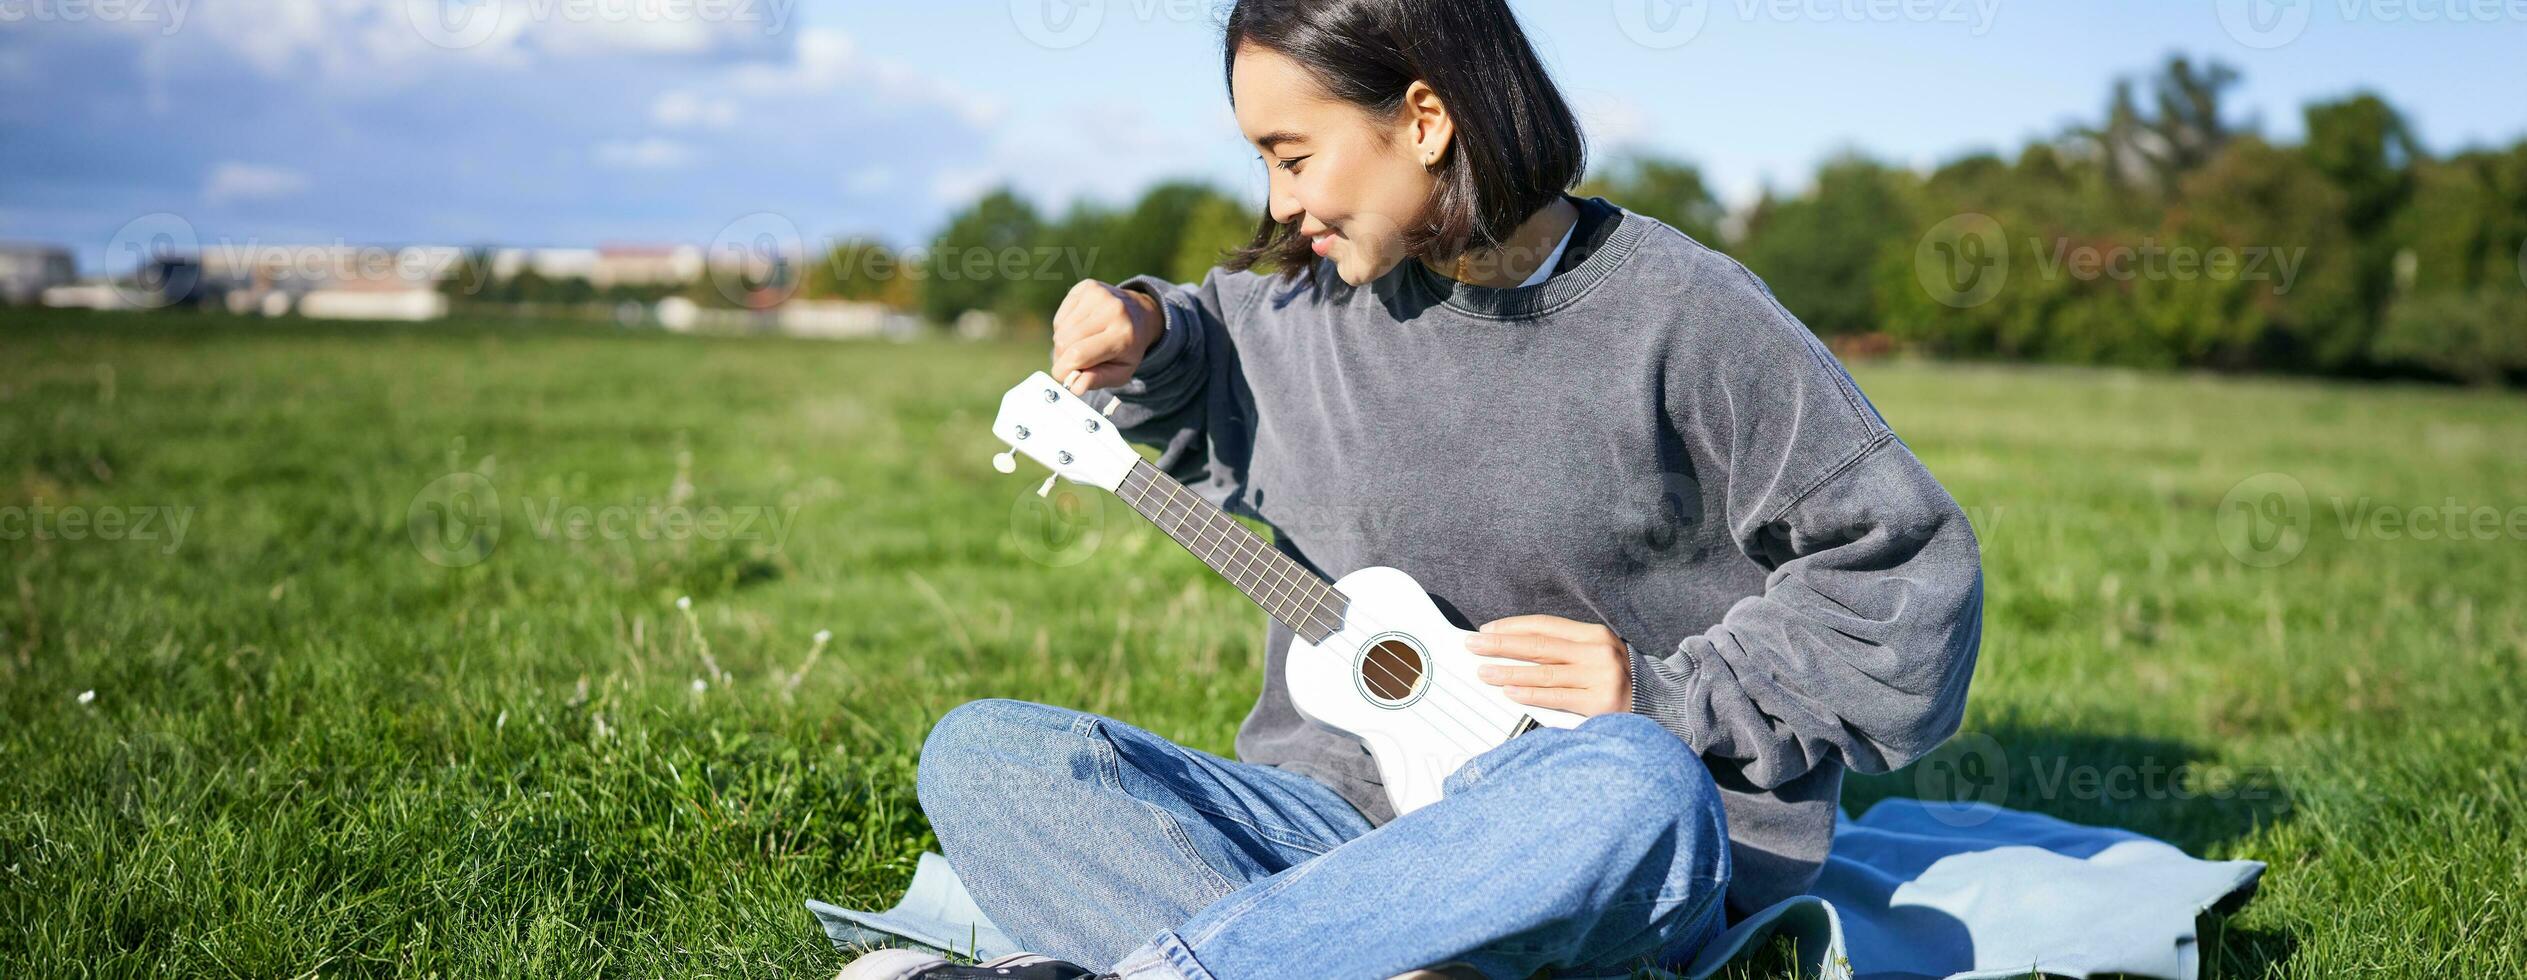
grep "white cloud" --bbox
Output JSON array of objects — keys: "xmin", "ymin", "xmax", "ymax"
[
  {"xmin": 728, "ymin": 28, "xmax": 1001, "ymax": 127},
  {"xmin": 929, "ymin": 167, "xmax": 997, "ymax": 205},
  {"xmin": 847, "ymin": 166, "xmax": 895, "ymax": 195},
  {"xmin": 203, "ymin": 162, "xmax": 310, "ymax": 204},
  {"xmin": 592, "ymin": 137, "xmax": 697, "ymax": 170},
  {"xmin": 651, "ymin": 90, "xmax": 738, "ymax": 129},
  {"xmin": 1573, "ymin": 92, "xmax": 1652, "ymax": 153}
]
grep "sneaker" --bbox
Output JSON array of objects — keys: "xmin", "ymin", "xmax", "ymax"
[{"xmin": 835, "ymin": 948, "xmax": 1110, "ymax": 980}]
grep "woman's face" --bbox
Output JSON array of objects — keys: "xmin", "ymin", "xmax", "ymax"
[{"xmin": 1231, "ymin": 45, "xmax": 1452, "ymax": 286}]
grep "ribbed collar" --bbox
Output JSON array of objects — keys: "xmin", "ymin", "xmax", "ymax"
[{"xmin": 1394, "ymin": 196, "xmax": 1651, "ymax": 321}]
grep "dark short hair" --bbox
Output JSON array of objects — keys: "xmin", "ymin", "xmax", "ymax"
[{"xmin": 1221, "ymin": 0, "xmax": 1587, "ymax": 282}]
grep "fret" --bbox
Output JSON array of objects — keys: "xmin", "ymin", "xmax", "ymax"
[
  {"xmin": 1225, "ymin": 522, "xmax": 1262, "ymax": 598},
  {"xmin": 1262, "ymin": 552, "xmax": 1296, "ymax": 626},
  {"xmin": 1114, "ymin": 460, "xmax": 1348, "ymax": 643}
]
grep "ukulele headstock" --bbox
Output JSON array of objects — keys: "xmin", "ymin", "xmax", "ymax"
[{"xmin": 991, "ymin": 371, "xmax": 1136, "ymax": 491}]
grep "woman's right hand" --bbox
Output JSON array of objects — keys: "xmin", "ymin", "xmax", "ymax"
[{"xmin": 1050, "ymin": 279, "xmax": 1167, "ymax": 396}]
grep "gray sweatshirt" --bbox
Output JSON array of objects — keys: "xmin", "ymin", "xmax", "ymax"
[{"xmin": 1099, "ymin": 198, "xmax": 1983, "ymax": 920}]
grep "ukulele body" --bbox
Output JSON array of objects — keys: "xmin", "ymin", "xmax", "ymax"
[{"xmin": 1285, "ymin": 565, "xmax": 1588, "ymax": 816}]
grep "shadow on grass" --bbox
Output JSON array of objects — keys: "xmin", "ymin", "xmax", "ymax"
[{"xmin": 1841, "ymin": 722, "xmax": 2299, "ymax": 980}]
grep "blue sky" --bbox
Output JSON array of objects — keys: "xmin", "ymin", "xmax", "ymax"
[{"xmin": 4, "ymin": 0, "xmax": 2523, "ymax": 273}]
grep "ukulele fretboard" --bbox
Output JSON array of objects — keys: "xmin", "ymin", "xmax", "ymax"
[{"xmin": 1115, "ymin": 460, "xmax": 1348, "ymax": 645}]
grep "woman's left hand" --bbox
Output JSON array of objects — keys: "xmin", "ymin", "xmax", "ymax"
[{"xmin": 1466, "ymin": 614, "xmax": 1633, "ymax": 717}]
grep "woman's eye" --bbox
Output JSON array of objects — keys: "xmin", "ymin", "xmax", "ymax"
[{"xmin": 1275, "ymin": 156, "xmax": 1308, "ymax": 174}]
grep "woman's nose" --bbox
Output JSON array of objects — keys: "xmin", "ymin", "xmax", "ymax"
[{"xmin": 1267, "ymin": 180, "xmax": 1302, "ymax": 225}]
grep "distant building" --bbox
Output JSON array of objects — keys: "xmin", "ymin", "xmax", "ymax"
[
  {"xmin": 40, "ymin": 284, "xmax": 133, "ymax": 310},
  {"xmin": 776, "ymin": 299, "xmax": 920, "ymax": 340},
  {"xmin": 0, "ymin": 243, "xmax": 75, "ymax": 304},
  {"xmin": 491, "ymin": 248, "xmax": 602, "ymax": 282},
  {"xmin": 592, "ymin": 244, "xmax": 704, "ymax": 288},
  {"xmin": 297, "ymin": 278, "xmax": 448, "ymax": 322}
]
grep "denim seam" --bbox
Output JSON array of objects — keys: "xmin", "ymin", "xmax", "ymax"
[
  {"xmin": 1178, "ymin": 838, "xmax": 1348, "ymax": 948},
  {"xmin": 1176, "ymin": 804, "xmax": 1339, "ymax": 858},
  {"xmin": 1159, "ymin": 931, "xmax": 1219, "ymax": 980},
  {"xmin": 1083, "ymin": 716, "xmax": 1244, "ymax": 899},
  {"xmin": 1520, "ymin": 880, "xmax": 1725, "ymax": 973}
]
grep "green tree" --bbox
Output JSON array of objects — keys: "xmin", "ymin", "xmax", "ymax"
[
  {"xmin": 2301, "ymin": 93, "xmax": 2423, "ymax": 363},
  {"xmin": 1169, "ymin": 190, "xmax": 1265, "ymax": 284},
  {"xmin": 2073, "ymin": 55, "xmax": 2246, "ymax": 198},
  {"xmin": 923, "ymin": 187, "xmax": 1049, "ymax": 325},
  {"xmin": 802, "ymin": 238, "xmax": 903, "ymax": 304},
  {"xmin": 1735, "ymin": 155, "xmax": 1917, "ymax": 336},
  {"xmin": 1580, "ymin": 155, "xmax": 1723, "ymax": 246}
]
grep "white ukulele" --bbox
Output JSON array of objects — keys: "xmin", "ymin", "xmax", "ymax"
[{"xmin": 990, "ymin": 371, "xmax": 1585, "ymax": 815}]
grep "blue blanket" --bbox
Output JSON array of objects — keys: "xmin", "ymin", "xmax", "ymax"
[{"xmin": 808, "ymin": 799, "xmax": 2264, "ymax": 980}]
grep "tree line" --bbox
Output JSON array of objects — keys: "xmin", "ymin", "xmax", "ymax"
[{"xmin": 839, "ymin": 55, "xmax": 2527, "ymax": 386}]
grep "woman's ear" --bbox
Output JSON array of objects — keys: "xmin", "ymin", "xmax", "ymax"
[{"xmin": 1400, "ymin": 80, "xmax": 1454, "ymax": 168}]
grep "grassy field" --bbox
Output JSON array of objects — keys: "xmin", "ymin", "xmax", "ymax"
[{"xmin": 3, "ymin": 310, "xmax": 2523, "ymax": 978}]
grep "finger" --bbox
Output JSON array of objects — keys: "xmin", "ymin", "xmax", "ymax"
[
  {"xmin": 1496, "ymin": 684, "xmax": 1593, "ymax": 715},
  {"xmin": 1478, "ymin": 614, "xmax": 1612, "ymax": 643},
  {"xmin": 1463, "ymin": 631, "xmax": 1569, "ymax": 663},
  {"xmin": 1475, "ymin": 663, "xmax": 1575, "ymax": 689}
]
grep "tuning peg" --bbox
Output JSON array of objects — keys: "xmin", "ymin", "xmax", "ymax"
[
  {"xmin": 992, "ymin": 450, "xmax": 1018, "ymax": 474},
  {"xmin": 1036, "ymin": 472, "xmax": 1059, "ymax": 497}
]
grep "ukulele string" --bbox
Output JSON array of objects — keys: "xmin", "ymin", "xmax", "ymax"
[
  {"xmin": 1117, "ymin": 462, "xmax": 1524, "ymax": 752},
  {"xmin": 1064, "ymin": 371, "xmax": 1529, "ymax": 751},
  {"xmin": 1111, "ymin": 436, "xmax": 1532, "ymax": 749}
]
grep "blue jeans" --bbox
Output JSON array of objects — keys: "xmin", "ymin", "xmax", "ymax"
[{"xmin": 915, "ymin": 699, "xmax": 1731, "ymax": 980}]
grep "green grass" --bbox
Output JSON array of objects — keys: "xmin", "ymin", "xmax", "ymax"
[{"xmin": 3, "ymin": 310, "xmax": 2522, "ymax": 977}]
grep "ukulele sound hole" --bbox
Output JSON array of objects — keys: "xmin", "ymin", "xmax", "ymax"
[{"xmin": 1358, "ymin": 637, "xmax": 1426, "ymax": 706}]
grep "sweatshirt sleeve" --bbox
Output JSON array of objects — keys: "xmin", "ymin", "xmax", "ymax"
[
  {"xmin": 1629, "ymin": 273, "xmax": 1984, "ymax": 791},
  {"xmin": 1094, "ymin": 269, "xmax": 1260, "ymax": 510}
]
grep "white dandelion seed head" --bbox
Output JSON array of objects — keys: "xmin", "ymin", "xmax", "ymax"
[
  {"xmin": 691, "ymin": 678, "xmax": 708, "ymax": 693},
  {"xmin": 813, "ymin": 629, "xmax": 832, "ymax": 644},
  {"xmin": 676, "ymin": 596, "xmax": 693, "ymax": 611},
  {"xmin": 77, "ymin": 690, "xmax": 96, "ymax": 705}
]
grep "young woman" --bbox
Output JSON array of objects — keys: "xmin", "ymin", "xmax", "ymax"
[{"xmin": 846, "ymin": 1, "xmax": 1982, "ymax": 978}]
